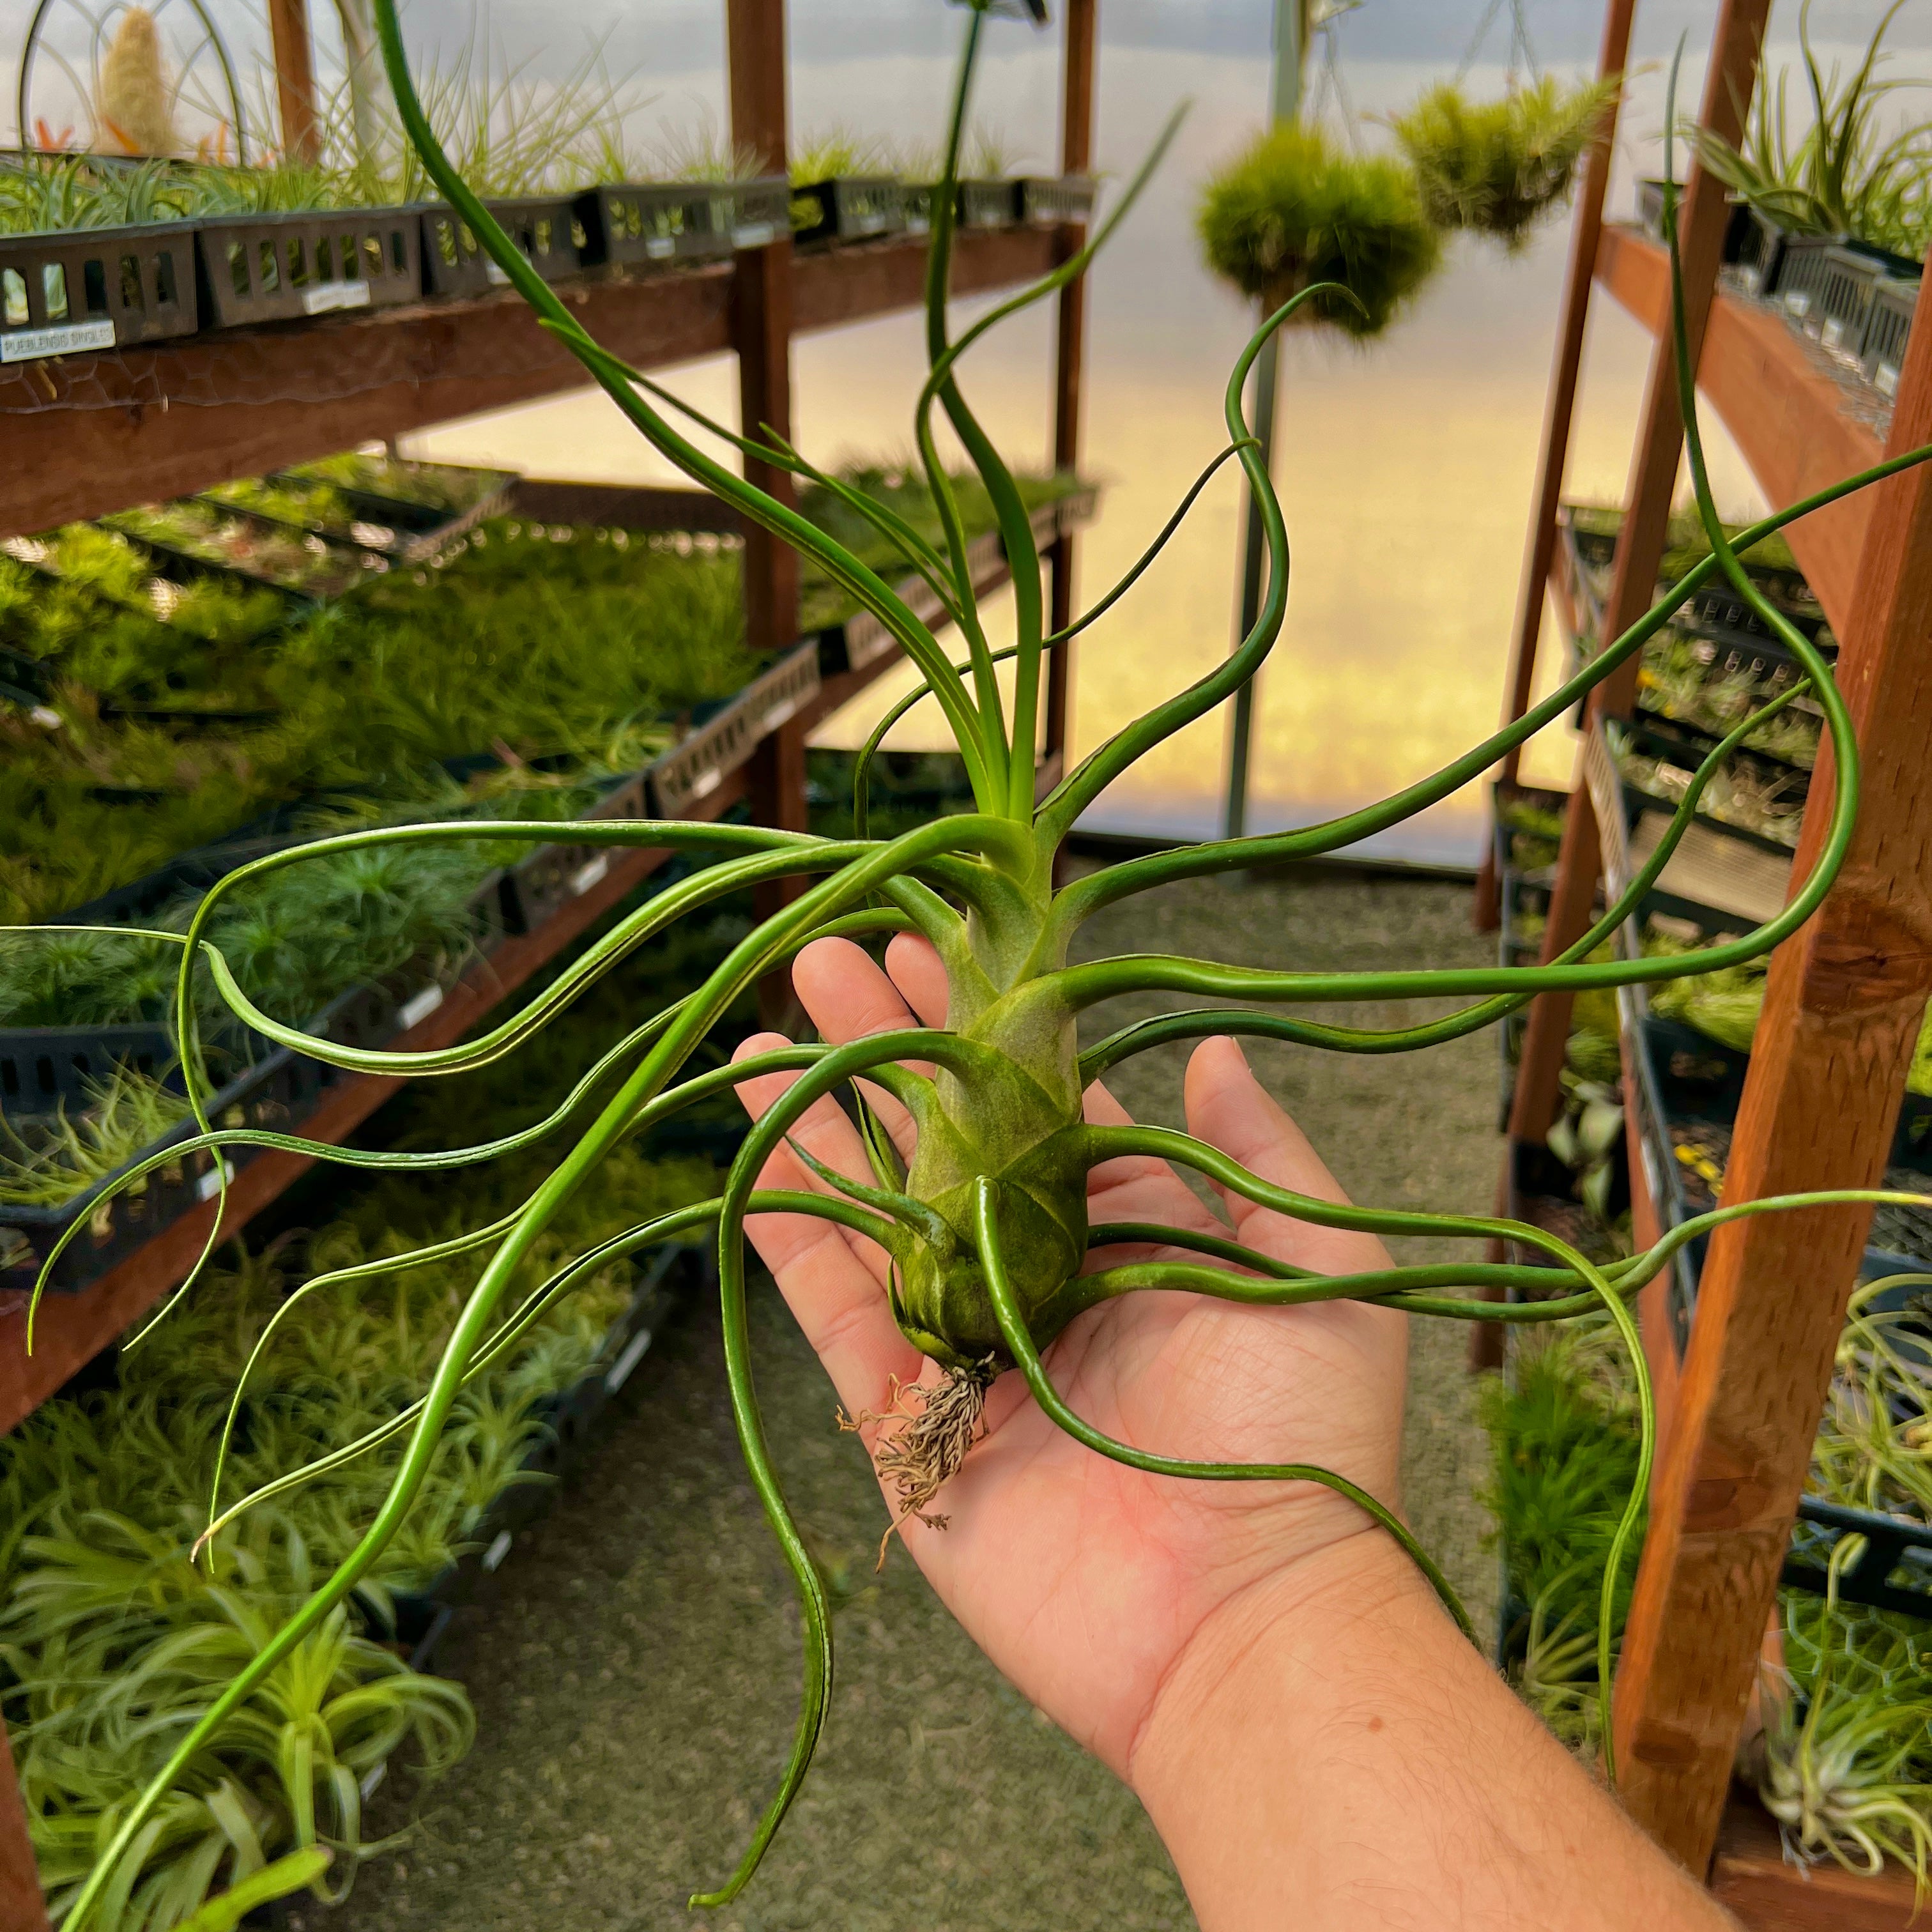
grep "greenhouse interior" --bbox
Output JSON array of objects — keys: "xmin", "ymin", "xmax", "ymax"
[{"xmin": 8, "ymin": 0, "xmax": 1932, "ymax": 1924}]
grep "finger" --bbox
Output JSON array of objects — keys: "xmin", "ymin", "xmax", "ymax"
[
  {"xmin": 1182, "ymin": 1036, "xmax": 1390, "ymax": 1278},
  {"xmin": 884, "ymin": 931, "xmax": 949, "ymax": 1026},
  {"xmin": 732, "ymin": 1034, "xmax": 894, "ymax": 1291},
  {"xmin": 792, "ymin": 937, "xmax": 930, "ymax": 1159},
  {"xmin": 1075, "ymin": 1070, "xmax": 1229, "ymax": 1254},
  {"xmin": 731, "ymin": 1037, "xmax": 926, "ymax": 1411}
]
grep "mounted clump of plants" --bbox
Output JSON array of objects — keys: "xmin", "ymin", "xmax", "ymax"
[
  {"xmin": 1197, "ymin": 119, "xmax": 1441, "ymax": 335},
  {"xmin": 31, "ymin": 18, "xmax": 1932, "ymax": 1923},
  {"xmin": 1392, "ymin": 75, "xmax": 1620, "ymax": 250}
]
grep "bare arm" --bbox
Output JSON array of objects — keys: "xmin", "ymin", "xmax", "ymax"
[{"xmin": 1130, "ymin": 1533, "xmax": 1733, "ymax": 1929}]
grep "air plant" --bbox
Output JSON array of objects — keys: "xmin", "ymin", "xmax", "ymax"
[
  {"xmin": 1687, "ymin": 0, "xmax": 1932, "ymax": 261},
  {"xmin": 0, "ymin": 1066, "xmax": 190, "ymax": 1210},
  {"xmin": 1750, "ymin": 1578, "xmax": 1932, "ymax": 1886},
  {"xmin": 1392, "ymin": 75, "xmax": 1620, "ymax": 250},
  {"xmin": 1197, "ymin": 120, "xmax": 1443, "ymax": 336},
  {"xmin": 36, "ymin": 24, "xmax": 1932, "ymax": 1923}
]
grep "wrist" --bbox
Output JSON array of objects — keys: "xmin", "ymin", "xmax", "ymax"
[{"xmin": 1128, "ymin": 1524, "xmax": 1442, "ymax": 1826}]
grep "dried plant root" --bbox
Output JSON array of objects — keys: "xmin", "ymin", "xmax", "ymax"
[{"xmin": 840, "ymin": 1358, "xmax": 997, "ymax": 1563}]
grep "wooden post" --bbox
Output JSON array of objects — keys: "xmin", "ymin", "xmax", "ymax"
[
  {"xmin": 1475, "ymin": 0, "xmax": 1635, "ymax": 933},
  {"xmin": 1046, "ymin": 0, "xmax": 1096, "ymax": 809},
  {"xmin": 1505, "ymin": 0, "xmax": 1769, "ymax": 1147},
  {"xmin": 726, "ymin": 0, "xmax": 806, "ymax": 1022},
  {"xmin": 1611, "ymin": 267, "xmax": 1932, "ymax": 1875},
  {"xmin": 266, "ymin": 0, "xmax": 320, "ymax": 164},
  {"xmin": 0, "ymin": 1722, "xmax": 49, "ymax": 1931}
]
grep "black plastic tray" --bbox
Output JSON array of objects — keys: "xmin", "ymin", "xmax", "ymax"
[
  {"xmin": 958, "ymin": 178, "xmax": 1019, "ymax": 229},
  {"xmin": 647, "ymin": 642, "xmax": 822, "ymax": 818},
  {"xmin": 194, "ymin": 207, "xmax": 421, "ymax": 329},
  {"xmin": 791, "ymin": 176, "xmax": 907, "ymax": 246},
  {"xmin": 0, "ymin": 217, "xmax": 199, "ymax": 362},
  {"xmin": 1862, "ymin": 273, "xmax": 1920, "ymax": 398},
  {"xmin": 1019, "ymin": 175, "xmax": 1097, "ymax": 226},
  {"xmin": 419, "ymin": 196, "xmax": 585, "ymax": 300},
  {"xmin": 576, "ymin": 181, "xmax": 739, "ymax": 268},
  {"xmin": 503, "ymin": 769, "xmax": 652, "ymax": 932},
  {"xmin": 729, "ymin": 177, "xmax": 790, "ymax": 250}
]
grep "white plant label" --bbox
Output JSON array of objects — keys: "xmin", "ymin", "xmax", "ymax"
[
  {"xmin": 300, "ymin": 283, "xmax": 372, "ymax": 316},
  {"xmin": 3, "ymin": 319, "xmax": 115, "ymax": 363},
  {"xmin": 647, "ymin": 236, "xmax": 676, "ymax": 259},
  {"xmin": 571, "ymin": 854, "xmax": 611, "ymax": 896},
  {"xmin": 482, "ymin": 1530, "xmax": 514, "ymax": 1572},
  {"xmin": 196, "ymin": 1160, "xmax": 236, "ymax": 1200},
  {"xmin": 691, "ymin": 766, "xmax": 723, "ymax": 801},
  {"xmin": 606, "ymin": 1327, "xmax": 654, "ymax": 1393},
  {"xmin": 399, "ymin": 983, "xmax": 446, "ymax": 1029},
  {"xmin": 733, "ymin": 221, "xmax": 779, "ymax": 247},
  {"xmin": 762, "ymin": 700, "xmax": 797, "ymax": 733}
]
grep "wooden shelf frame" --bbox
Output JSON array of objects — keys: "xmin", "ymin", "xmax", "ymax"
[
  {"xmin": 1485, "ymin": 0, "xmax": 1932, "ymax": 1922},
  {"xmin": 0, "ymin": 3, "xmax": 1103, "ymax": 1922}
]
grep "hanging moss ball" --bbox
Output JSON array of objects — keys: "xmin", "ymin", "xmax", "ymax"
[
  {"xmin": 1393, "ymin": 75, "xmax": 1620, "ymax": 252},
  {"xmin": 1196, "ymin": 121, "xmax": 1443, "ymax": 338}
]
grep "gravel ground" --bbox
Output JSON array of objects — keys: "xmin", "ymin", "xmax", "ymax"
[{"xmin": 317, "ymin": 868, "xmax": 1502, "ymax": 1932}]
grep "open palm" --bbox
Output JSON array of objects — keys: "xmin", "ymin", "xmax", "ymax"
[{"xmin": 732, "ymin": 933, "xmax": 1412, "ymax": 1784}]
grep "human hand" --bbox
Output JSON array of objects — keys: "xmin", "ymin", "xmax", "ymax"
[{"xmin": 730, "ymin": 931, "xmax": 1416, "ymax": 1784}]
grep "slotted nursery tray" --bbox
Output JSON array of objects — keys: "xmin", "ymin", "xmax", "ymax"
[
  {"xmin": 647, "ymin": 642, "xmax": 823, "ymax": 818},
  {"xmin": 0, "ymin": 218, "xmax": 200, "ymax": 364},
  {"xmin": 791, "ymin": 176, "xmax": 907, "ymax": 247},
  {"xmin": 358, "ymin": 1242, "xmax": 703, "ymax": 1662},
  {"xmin": 576, "ymin": 181, "xmax": 739, "ymax": 267},
  {"xmin": 102, "ymin": 500, "xmax": 392, "ymax": 604},
  {"xmin": 816, "ymin": 492, "xmax": 1094, "ymax": 675},
  {"xmin": 201, "ymin": 456, "xmax": 516, "ymax": 565},
  {"xmin": 194, "ymin": 207, "xmax": 422, "ymax": 329},
  {"xmin": 419, "ymin": 197, "xmax": 586, "ymax": 300},
  {"xmin": 1, "ymin": 876, "xmax": 507, "ymax": 1297},
  {"xmin": 502, "ymin": 767, "xmax": 655, "ymax": 933}
]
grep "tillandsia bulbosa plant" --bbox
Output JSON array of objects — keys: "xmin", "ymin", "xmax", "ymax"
[{"xmin": 30, "ymin": 17, "xmax": 1932, "ymax": 1920}]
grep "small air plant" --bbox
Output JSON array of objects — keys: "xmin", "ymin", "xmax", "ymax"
[
  {"xmin": 1392, "ymin": 75, "xmax": 1620, "ymax": 250},
  {"xmin": 1749, "ymin": 1581, "xmax": 1932, "ymax": 1888},
  {"xmin": 0, "ymin": 1066, "xmax": 189, "ymax": 1210},
  {"xmin": 39, "ymin": 26, "xmax": 1932, "ymax": 1922},
  {"xmin": 1197, "ymin": 119, "xmax": 1442, "ymax": 335}
]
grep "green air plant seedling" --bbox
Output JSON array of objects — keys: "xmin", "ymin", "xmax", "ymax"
[{"xmin": 34, "ymin": 23, "xmax": 1932, "ymax": 1922}]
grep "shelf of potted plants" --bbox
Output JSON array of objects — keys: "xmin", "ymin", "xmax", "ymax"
[{"xmin": 1488, "ymin": 1, "xmax": 1932, "ymax": 1916}]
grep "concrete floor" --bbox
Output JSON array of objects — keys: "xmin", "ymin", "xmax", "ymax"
[{"xmin": 318, "ymin": 869, "xmax": 1502, "ymax": 1932}]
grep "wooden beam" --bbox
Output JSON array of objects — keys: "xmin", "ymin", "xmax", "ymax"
[
  {"xmin": 1611, "ymin": 267, "xmax": 1932, "ymax": 1874},
  {"xmin": 725, "ymin": 0, "xmax": 807, "ymax": 1018},
  {"xmin": 1594, "ymin": 224, "xmax": 1882, "ymax": 638},
  {"xmin": 1046, "ymin": 0, "xmax": 1097, "ymax": 793},
  {"xmin": 1477, "ymin": 0, "xmax": 1632, "ymax": 935},
  {"xmin": 1494, "ymin": 0, "xmax": 1635, "ymax": 792},
  {"xmin": 0, "ymin": 229, "xmax": 1058, "ymax": 544},
  {"xmin": 266, "ymin": 0, "xmax": 320, "ymax": 165},
  {"xmin": 1505, "ymin": 0, "xmax": 1770, "ymax": 1149},
  {"xmin": 0, "ymin": 1719, "xmax": 49, "ymax": 1932}
]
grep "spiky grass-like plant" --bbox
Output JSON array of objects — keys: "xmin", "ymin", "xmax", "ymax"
[
  {"xmin": 1197, "ymin": 121, "xmax": 1441, "ymax": 336},
  {"xmin": 1687, "ymin": 0, "xmax": 1932, "ymax": 259},
  {"xmin": 1392, "ymin": 75, "xmax": 1620, "ymax": 251},
  {"xmin": 33, "ymin": 24, "xmax": 1932, "ymax": 1922}
]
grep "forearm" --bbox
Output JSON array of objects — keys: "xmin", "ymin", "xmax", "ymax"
[{"xmin": 1129, "ymin": 1535, "xmax": 1734, "ymax": 1931}]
